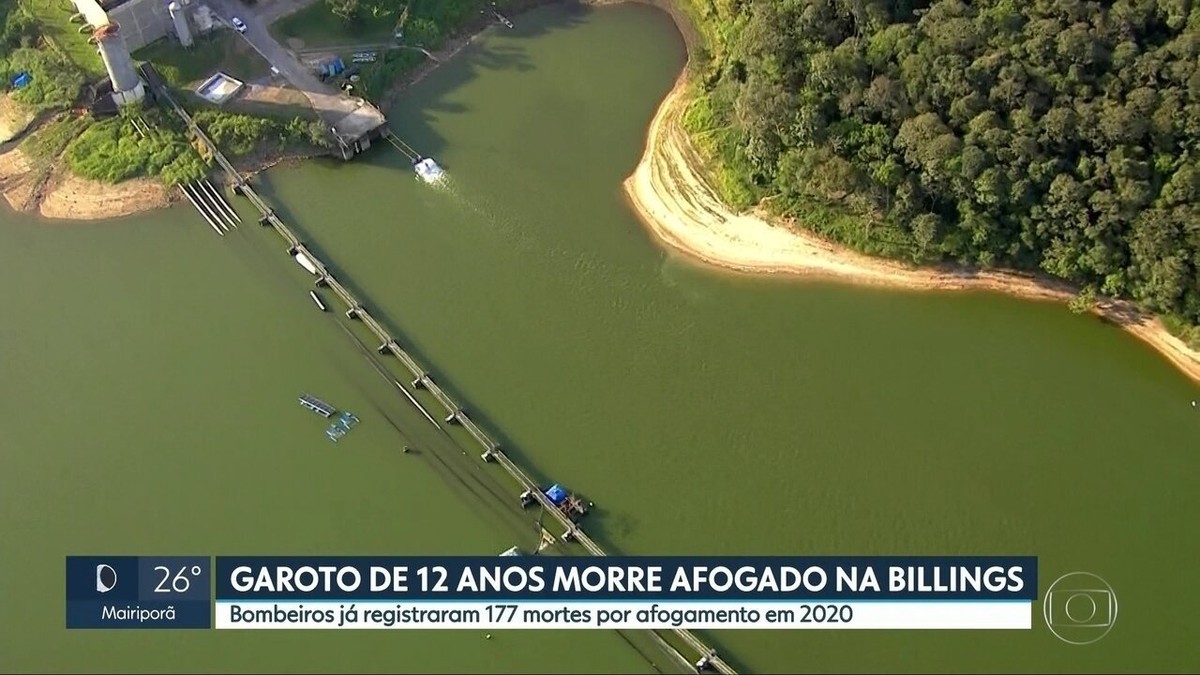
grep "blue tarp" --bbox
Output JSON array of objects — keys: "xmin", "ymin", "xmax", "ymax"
[
  {"xmin": 12, "ymin": 72, "xmax": 31, "ymax": 88},
  {"xmin": 544, "ymin": 484, "xmax": 568, "ymax": 505},
  {"xmin": 321, "ymin": 57, "xmax": 345, "ymax": 76}
]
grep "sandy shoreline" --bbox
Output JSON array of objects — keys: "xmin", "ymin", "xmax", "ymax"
[
  {"xmin": 382, "ymin": 0, "xmax": 1200, "ymax": 388},
  {"xmin": 0, "ymin": 144, "xmax": 175, "ymax": 220},
  {"xmin": 6, "ymin": 1, "xmax": 1198, "ymax": 384},
  {"xmin": 622, "ymin": 76, "xmax": 1200, "ymax": 386}
]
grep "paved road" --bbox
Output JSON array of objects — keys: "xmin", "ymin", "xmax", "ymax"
[{"xmin": 201, "ymin": 0, "xmax": 384, "ymax": 139}]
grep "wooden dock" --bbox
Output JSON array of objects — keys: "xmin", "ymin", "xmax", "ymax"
[{"xmin": 142, "ymin": 63, "xmax": 734, "ymax": 675}]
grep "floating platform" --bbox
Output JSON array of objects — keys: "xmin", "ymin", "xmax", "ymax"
[
  {"xmin": 300, "ymin": 394, "xmax": 336, "ymax": 417},
  {"xmin": 309, "ymin": 290, "xmax": 327, "ymax": 311},
  {"xmin": 499, "ymin": 546, "xmax": 521, "ymax": 557},
  {"xmin": 326, "ymin": 411, "xmax": 360, "ymax": 442},
  {"xmin": 414, "ymin": 157, "xmax": 444, "ymax": 183}
]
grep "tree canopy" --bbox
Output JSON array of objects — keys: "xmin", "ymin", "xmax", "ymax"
[
  {"xmin": 687, "ymin": 0, "xmax": 1200, "ymax": 325},
  {"xmin": 325, "ymin": 0, "xmax": 491, "ymax": 32}
]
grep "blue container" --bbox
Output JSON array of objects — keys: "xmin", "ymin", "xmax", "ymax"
[
  {"xmin": 544, "ymin": 484, "xmax": 568, "ymax": 505},
  {"xmin": 12, "ymin": 72, "xmax": 32, "ymax": 88}
]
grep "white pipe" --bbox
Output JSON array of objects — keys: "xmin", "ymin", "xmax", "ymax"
[{"xmin": 178, "ymin": 185, "xmax": 223, "ymax": 235}]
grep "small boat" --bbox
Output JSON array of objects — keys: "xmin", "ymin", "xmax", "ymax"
[
  {"xmin": 414, "ymin": 157, "xmax": 445, "ymax": 183},
  {"xmin": 309, "ymin": 290, "xmax": 327, "ymax": 311}
]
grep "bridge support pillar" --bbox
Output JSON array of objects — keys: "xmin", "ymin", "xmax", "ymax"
[
  {"xmin": 481, "ymin": 444, "xmax": 499, "ymax": 463},
  {"xmin": 377, "ymin": 340, "xmax": 395, "ymax": 354},
  {"xmin": 444, "ymin": 410, "xmax": 460, "ymax": 425},
  {"xmin": 412, "ymin": 374, "xmax": 427, "ymax": 389},
  {"xmin": 315, "ymin": 276, "xmax": 328, "ymax": 288},
  {"xmin": 346, "ymin": 306, "xmax": 361, "ymax": 320}
]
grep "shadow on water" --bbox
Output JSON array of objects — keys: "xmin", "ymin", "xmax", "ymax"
[
  {"xmin": 180, "ymin": 23, "xmax": 744, "ymax": 675},
  {"xmin": 250, "ymin": 168, "xmax": 647, "ymax": 562},
  {"xmin": 216, "ymin": 2, "xmax": 732, "ymax": 663},
  {"xmin": 283, "ymin": 3, "xmax": 596, "ymax": 168},
  {"xmin": 240, "ymin": 3, "xmax": 678, "ymax": 551},
  {"xmin": 330, "ymin": 313, "xmax": 553, "ymax": 550}
]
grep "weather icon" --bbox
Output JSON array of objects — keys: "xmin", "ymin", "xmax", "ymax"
[{"xmin": 95, "ymin": 564, "xmax": 117, "ymax": 593}]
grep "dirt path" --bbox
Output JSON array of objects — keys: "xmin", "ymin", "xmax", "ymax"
[{"xmin": 623, "ymin": 78, "xmax": 1200, "ymax": 386}]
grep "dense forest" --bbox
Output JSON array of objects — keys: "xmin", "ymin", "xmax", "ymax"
[{"xmin": 683, "ymin": 0, "xmax": 1200, "ymax": 331}]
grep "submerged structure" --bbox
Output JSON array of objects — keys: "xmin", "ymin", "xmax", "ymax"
[{"xmin": 326, "ymin": 411, "xmax": 359, "ymax": 442}]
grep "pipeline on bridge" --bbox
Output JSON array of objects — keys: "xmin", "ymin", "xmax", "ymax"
[{"xmin": 140, "ymin": 62, "xmax": 734, "ymax": 675}]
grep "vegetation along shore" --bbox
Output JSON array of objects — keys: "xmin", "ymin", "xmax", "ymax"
[
  {"xmin": 624, "ymin": 0, "xmax": 1200, "ymax": 385},
  {"xmin": 0, "ymin": 0, "xmax": 332, "ymax": 219},
  {"xmin": 3, "ymin": 0, "xmax": 1199, "ymax": 385}
]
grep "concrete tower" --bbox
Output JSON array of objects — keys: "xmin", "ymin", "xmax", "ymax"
[
  {"xmin": 168, "ymin": 2, "xmax": 192, "ymax": 47},
  {"xmin": 93, "ymin": 23, "xmax": 145, "ymax": 105}
]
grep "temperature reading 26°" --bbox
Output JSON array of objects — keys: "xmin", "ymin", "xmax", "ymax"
[{"xmin": 154, "ymin": 565, "xmax": 203, "ymax": 593}]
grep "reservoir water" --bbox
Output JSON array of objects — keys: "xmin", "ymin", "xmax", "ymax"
[{"xmin": 2, "ymin": 3, "xmax": 1197, "ymax": 672}]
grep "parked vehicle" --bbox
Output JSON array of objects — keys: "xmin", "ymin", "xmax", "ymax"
[{"xmin": 230, "ymin": 17, "xmax": 247, "ymax": 33}]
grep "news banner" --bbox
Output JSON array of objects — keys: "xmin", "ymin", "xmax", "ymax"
[{"xmin": 66, "ymin": 556, "xmax": 1041, "ymax": 630}]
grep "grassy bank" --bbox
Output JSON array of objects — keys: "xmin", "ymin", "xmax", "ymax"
[
  {"xmin": 272, "ymin": 2, "xmax": 398, "ymax": 45},
  {"xmin": 133, "ymin": 33, "xmax": 270, "ymax": 88},
  {"xmin": 61, "ymin": 106, "xmax": 328, "ymax": 187},
  {"xmin": 17, "ymin": 0, "xmax": 105, "ymax": 77}
]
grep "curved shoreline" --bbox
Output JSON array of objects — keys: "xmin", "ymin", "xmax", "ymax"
[
  {"xmin": 622, "ymin": 76, "xmax": 1200, "ymax": 386},
  {"xmin": 7, "ymin": 1, "xmax": 1198, "ymax": 384}
]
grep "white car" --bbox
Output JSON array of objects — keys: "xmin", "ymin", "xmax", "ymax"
[{"xmin": 231, "ymin": 17, "xmax": 247, "ymax": 33}]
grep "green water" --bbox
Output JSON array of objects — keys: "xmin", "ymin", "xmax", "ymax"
[{"xmin": 3, "ymin": 3, "xmax": 1198, "ymax": 673}]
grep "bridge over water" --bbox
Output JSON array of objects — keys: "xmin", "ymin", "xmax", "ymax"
[{"xmin": 142, "ymin": 62, "xmax": 736, "ymax": 675}]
